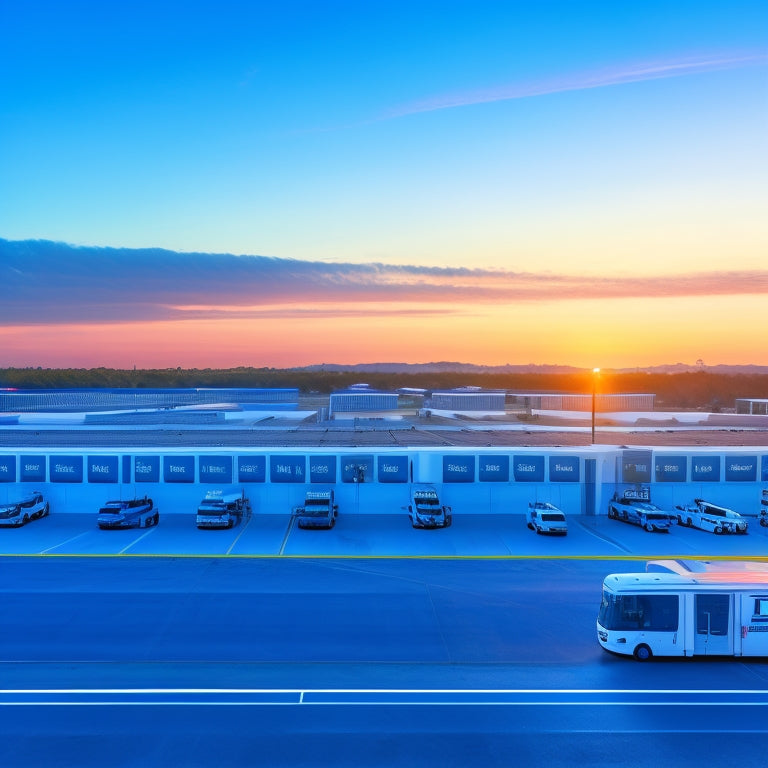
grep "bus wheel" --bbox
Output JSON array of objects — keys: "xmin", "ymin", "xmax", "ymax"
[
  {"xmin": 714, "ymin": 526, "xmax": 722, "ymax": 535},
  {"xmin": 633, "ymin": 644, "xmax": 652, "ymax": 661}
]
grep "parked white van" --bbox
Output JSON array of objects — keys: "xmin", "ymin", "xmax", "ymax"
[{"xmin": 526, "ymin": 501, "xmax": 567, "ymax": 535}]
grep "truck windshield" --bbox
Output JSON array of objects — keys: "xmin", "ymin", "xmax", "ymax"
[{"xmin": 541, "ymin": 514, "xmax": 564, "ymax": 522}]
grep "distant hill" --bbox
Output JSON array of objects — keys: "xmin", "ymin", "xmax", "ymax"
[
  {"xmin": 298, "ymin": 362, "xmax": 582, "ymax": 374},
  {"xmin": 297, "ymin": 362, "xmax": 768, "ymax": 375}
]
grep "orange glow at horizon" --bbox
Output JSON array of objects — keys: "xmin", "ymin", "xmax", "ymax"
[{"xmin": 0, "ymin": 294, "xmax": 765, "ymax": 369}]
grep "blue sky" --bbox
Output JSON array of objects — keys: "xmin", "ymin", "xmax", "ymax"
[{"xmin": 1, "ymin": 1, "xmax": 766, "ymax": 368}]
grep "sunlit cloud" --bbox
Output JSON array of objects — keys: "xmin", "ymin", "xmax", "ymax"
[
  {"xmin": 379, "ymin": 52, "xmax": 768, "ymax": 120},
  {"xmin": 1, "ymin": 239, "xmax": 766, "ymax": 325}
]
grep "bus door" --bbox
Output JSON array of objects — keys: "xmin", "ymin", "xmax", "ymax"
[{"xmin": 694, "ymin": 594, "xmax": 732, "ymax": 655}]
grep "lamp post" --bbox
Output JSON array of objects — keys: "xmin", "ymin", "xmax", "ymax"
[{"xmin": 591, "ymin": 368, "xmax": 600, "ymax": 444}]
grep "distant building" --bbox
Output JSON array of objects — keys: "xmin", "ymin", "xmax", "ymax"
[
  {"xmin": 329, "ymin": 390, "xmax": 399, "ymax": 416},
  {"xmin": 0, "ymin": 388, "xmax": 298, "ymax": 413},
  {"xmin": 509, "ymin": 393, "xmax": 655, "ymax": 412},
  {"xmin": 430, "ymin": 389, "xmax": 506, "ymax": 412},
  {"xmin": 736, "ymin": 398, "xmax": 768, "ymax": 416}
]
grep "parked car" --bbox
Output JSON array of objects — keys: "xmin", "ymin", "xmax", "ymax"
[
  {"xmin": 0, "ymin": 492, "xmax": 49, "ymax": 527},
  {"xmin": 608, "ymin": 488, "xmax": 675, "ymax": 532},
  {"xmin": 526, "ymin": 501, "xmax": 567, "ymax": 535},
  {"xmin": 97, "ymin": 497, "xmax": 159, "ymax": 529},
  {"xmin": 675, "ymin": 498, "xmax": 748, "ymax": 534}
]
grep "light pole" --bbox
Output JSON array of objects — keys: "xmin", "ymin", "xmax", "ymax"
[{"xmin": 591, "ymin": 368, "xmax": 600, "ymax": 444}]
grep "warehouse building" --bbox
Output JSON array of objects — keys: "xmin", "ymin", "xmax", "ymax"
[
  {"xmin": 736, "ymin": 398, "xmax": 768, "ymax": 416},
  {"xmin": 509, "ymin": 392, "xmax": 655, "ymax": 412},
  {"xmin": 429, "ymin": 389, "xmax": 506, "ymax": 412},
  {"xmin": 0, "ymin": 388, "xmax": 299, "ymax": 413},
  {"xmin": 328, "ymin": 389, "xmax": 399, "ymax": 417}
]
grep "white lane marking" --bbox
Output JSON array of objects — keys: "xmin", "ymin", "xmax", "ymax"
[
  {"xmin": 226, "ymin": 516, "xmax": 251, "ymax": 556},
  {"xmin": 2, "ymin": 702, "xmax": 768, "ymax": 710},
  {"xmin": 40, "ymin": 532, "xmax": 90, "ymax": 554},
  {"xmin": 119, "ymin": 527, "xmax": 156, "ymax": 554},
  {"xmin": 2, "ymin": 688, "xmax": 767, "ymax": 694}
]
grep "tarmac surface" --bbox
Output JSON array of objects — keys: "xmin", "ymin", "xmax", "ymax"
[
  {"xmin": 2, "ymin": 510, "xmax": 767, "ymax": 558},
  {"xmin": 2, "ymin": 553, "xmax": 768, "ymax": 768}
]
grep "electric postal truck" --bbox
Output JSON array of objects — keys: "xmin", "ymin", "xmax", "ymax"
[
  {"xmin": 408, "ymin": 486, "xmax": 452, "ymax": 529},
  {"xmin": 295, "ymin": 490, "xmax": 338, "ymax": 529},
  {"xmin": 0, "ymin": 492, "xmax": 49, "ymax": 527},
  {"xmin": 674, "ymin": 498, "xmax": 748, "ymax": 534},
  {"xmin": 196, "ymin": 490, "xmax": 251, "ymax": 529},
  {"xmin": 525, "ymin": 501, "xmax": 567, "ymax": 535},
  {"xmin": 97, "ymin": 497, "xmax": 159, "ymax": 529},
  {"xmin": 607, "ymin": 487, "xmax": 675, "ymax": 532}
]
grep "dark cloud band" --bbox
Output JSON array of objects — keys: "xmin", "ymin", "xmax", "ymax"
[{"xmin": 1, "ymin": 238, "xmax": 766, "ymax": 325}]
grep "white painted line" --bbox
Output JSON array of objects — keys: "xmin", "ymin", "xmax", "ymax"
[
  {"xmin": 226, "ymin": 516, "xmax": 251, "ymax": 556},
  {"xmin": 2, "ymin": 687, "xmax": 767, "ymax": 695},
  {"xmin": 119, "ymin": 527, "xmax": 156, "ymax": 555},
  {"xmin": 2, "ymin": 702, "xmax": 768, "ymax": 710},
  {"xmin": 40, "ymin": 531, "xmax": 90, "ymax": 554}
]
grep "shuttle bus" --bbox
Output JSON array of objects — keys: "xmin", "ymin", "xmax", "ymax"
[{"xmin": 597, "ymin": 560, "xmax": 768, "ymax": 660}]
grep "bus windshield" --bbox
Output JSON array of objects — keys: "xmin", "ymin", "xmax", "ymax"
[{"xmin": 599, "ymin": 591, "xmax": 679, "ymax": 632}]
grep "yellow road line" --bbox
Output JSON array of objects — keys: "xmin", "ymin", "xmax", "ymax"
[{"xmin": 1, "ymin": 553, "xmax": 767, "ymax": 562}]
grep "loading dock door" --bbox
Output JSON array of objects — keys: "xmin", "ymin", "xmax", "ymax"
[
  {"xmin": 583, "ymin": 459, "xmax": 596, "ymax": 515},
  {"xmin": 694, "ymin": 594, "xmax": 732, "ymax": 656}
]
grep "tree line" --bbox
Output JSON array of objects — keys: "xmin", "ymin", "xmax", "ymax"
[{"xmin": 2, "ymin": 367, "xmax": 768, "ymax": 410}]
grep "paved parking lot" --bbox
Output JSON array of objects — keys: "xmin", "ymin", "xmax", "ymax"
[{"xmin": 2, "ymin": 511, "xmax": 766, "ymax": 558}]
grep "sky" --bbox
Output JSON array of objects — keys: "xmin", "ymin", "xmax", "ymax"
[{"xmin": 1, "ymin": 0, "xmax": 766, "ymax": 370}]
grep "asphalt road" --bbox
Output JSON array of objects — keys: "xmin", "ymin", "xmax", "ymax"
[{"xmin": 2, "ymin": 556, "xmax": 767, "ymax": 767}]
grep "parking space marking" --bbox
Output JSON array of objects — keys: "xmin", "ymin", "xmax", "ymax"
[
  {"xmin": 119, "ymin": 527, "xmax": 156, "ymax": 555},
  {"xmin": 279, "ymin": 515, "xmax": 296, "ymax": 555},
  {"xmin": 39, "ymin": 531, "xmax": 90, "ymax": 555},
  {"xmin": 226, "ymin": 516, "xmax": 252, "ymax": 556}
]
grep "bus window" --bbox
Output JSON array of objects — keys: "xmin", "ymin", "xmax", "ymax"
[{"xmin": 754, "ymin": 598, "xmax": 768, "ymax": 617}]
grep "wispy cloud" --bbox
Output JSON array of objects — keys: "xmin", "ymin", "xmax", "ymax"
[
  {"xmin": 1, "ymin": 239, "xmax": 766, "ymax": 325},
  {"xmin": 378, "ymin": 52, "xmax": 768, "ymax": 121}
]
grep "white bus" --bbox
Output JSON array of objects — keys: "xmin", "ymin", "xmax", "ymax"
[{"xmin": 597, "ymin": 560, "xmax": 768, "ymax": 660}]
